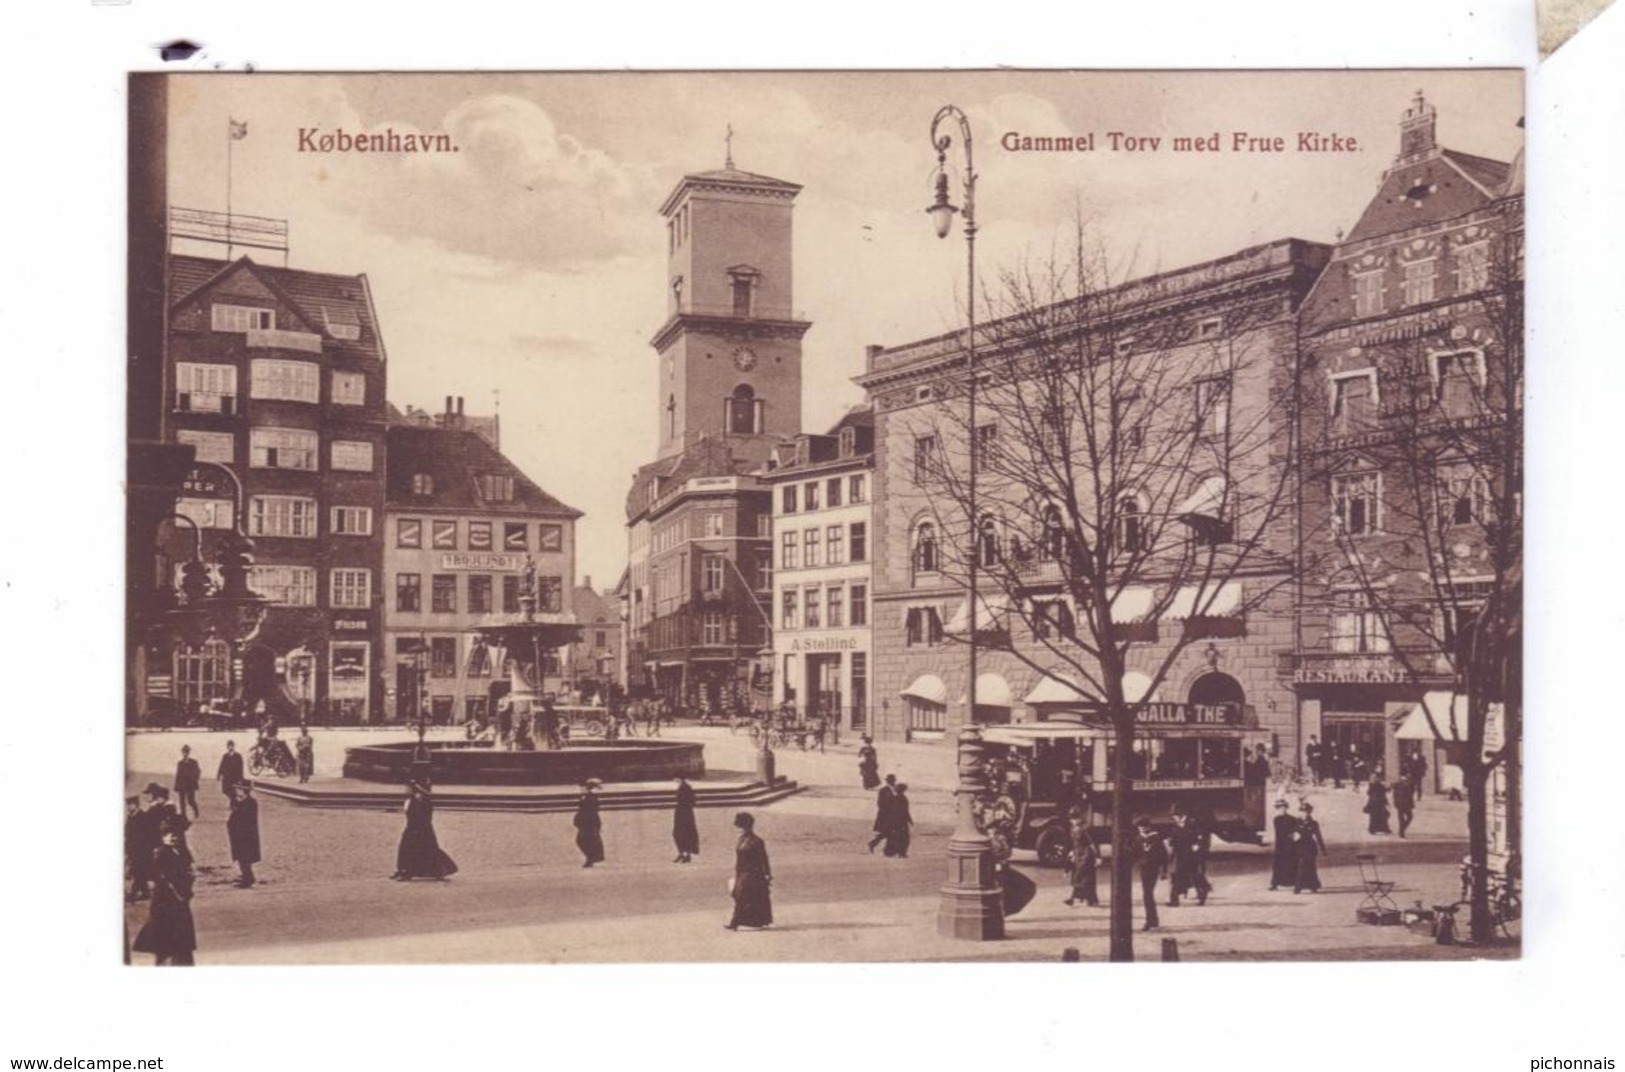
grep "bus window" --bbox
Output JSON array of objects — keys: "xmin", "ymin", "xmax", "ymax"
[
  {"xmin": 1200, "ymin": 738, "xmax": 1242, "ymax": 778},
  {"xmin": 1150, "ymin": 738, "xmax": 1200, "ymax": 780}
]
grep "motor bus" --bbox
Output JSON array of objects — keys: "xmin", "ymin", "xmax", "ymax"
[{"xmin": 980, "ymin": 701, "xmax": 1271, "ymax": 867}]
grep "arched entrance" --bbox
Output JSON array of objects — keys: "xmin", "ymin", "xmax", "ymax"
[{"xmin": 1188, "ymin": 671, "xmax": 1245, "ymax": 710}]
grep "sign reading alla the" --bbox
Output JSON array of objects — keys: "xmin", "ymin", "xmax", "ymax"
[
  {"xmin": 439, "ymin": 551, "xmax": 525, "ymax": 572},
  {"xmin": 1134, "ymin": 702, "xmax": 1241, "ymax": 726}
]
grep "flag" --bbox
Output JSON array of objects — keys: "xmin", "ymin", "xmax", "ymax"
[{"xmin": 229, "ymin": 118, "xmax": 249, "ymax": 140}]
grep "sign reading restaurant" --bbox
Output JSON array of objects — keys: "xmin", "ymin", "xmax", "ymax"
[{"xmin": 439, "ymin": 552, "xmax": 525, "ymax": 572}]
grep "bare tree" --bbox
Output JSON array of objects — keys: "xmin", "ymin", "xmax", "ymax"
[
  {"xmin": 897, "ymin": 227, "xmax": 1319, "ymax": 961},
  {"xmin": 1306, "ymin": 203, "xmax": 1522, "ymax": 942}
]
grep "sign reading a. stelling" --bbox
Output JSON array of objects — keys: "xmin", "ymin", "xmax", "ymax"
[
  {"xmin": 786, "ymin": 634, "xmax": 864, "ymax": 654},
  {"xmin": 439, "ymin": 552, "xmax": 525, "ymax": 572}
]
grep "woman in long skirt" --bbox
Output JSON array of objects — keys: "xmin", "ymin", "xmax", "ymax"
[
  {"xmin": 1365, "ymin": 777, "xmax": 1393, "ymax": 834},
  {"xmin": 1294, "ymin": 801, "xmax": 1327, "ymax": 893},
  {"xmin": 574, "ymin": 780, "xmax": 605, "ymax": 868},
  {"xmin": 132, "ymin": 819, "xmax": 197, "ymax": 966},
  {"xmin": 857, "ymin": 737, "xmax": 880, "ymax": 790},
  {"xmin": 725, "ymin": 812, "xmax": 772, "ymax": 930},
  {"xmin": 1269, "ymin": 799, "xmax": 1299, "ymax": 890},
  {"xmin": 883, "ymin": 784, "xmax": 913, "ymax": 858},
  {"xmin": 393, "ymin": 781, "xmax": 458, "ymax": 880},
  {"xmin": 1064, "ymin": 809, "xmax": 1100, "ymax": 907},
  {"xmin": 672, "ymin": 777, "xmax": 700, "ymax": 863}
]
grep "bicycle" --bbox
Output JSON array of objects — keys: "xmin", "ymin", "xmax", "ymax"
[{"xmin": 249, "ymin": 739, "xmax": 297, "ymax": 779}]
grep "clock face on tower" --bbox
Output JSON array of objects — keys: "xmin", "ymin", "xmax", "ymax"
[{"xmin": 731, "ymin": 346, "xmax": 757, "ymax": 371}]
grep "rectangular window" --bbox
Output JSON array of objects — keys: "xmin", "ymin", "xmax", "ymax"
[
  {"xmin": 782, "ymin": 485, "xmax": 798, "ymax": 515},
  {"xmin": 701, "ymin": 612, "xmax": 725, "ymax": 646},
  {"xmin": 1353, "ymin": 270, "xmax": 1385, "ymax": 318},
  {"xmin": 176, "ymin": 429, "xmax": 234, "ymax": 464},
  {"xmin": 432, "ymin": 574, "xmax": 457, "ymax": 613},
  {"xmin": 331, "ymin": 440, "xmax": 374, "ymax": 472},
  {"xmin": 914, "ymin": 436, "xmax": 940, "ymax": 481},
  {"xmin": 411, "ymin": 474, "xmax": 435, "ymax": 497},
  {"xmin": 476, "ymin": 473, "xmax": 514, "ymax": 502},
  {"xmin": 849, "ymin": 522, "xmax": 867, "ymax": 563},
  {"xmin": 211, "ymin": 303, "xmax": 274, "ymax": 332},
  {"xmin": 804, "ymin": 588, "xmax": 822, "ymax": 629},
  {"xmin": 538, "ymin": 576, "xmax": 563, "ymax": 613},
  {"xmin": 467, "ymin": 574, "xmax": 493, "ymax": 614},
  {"xmin": 1433, "ymin": 351, "xmax": 1485, "ymax": 416},
  {"xmin": 804, "ymin": 528, "xmax": 822, "ymax": 568},
  {"xmin": 905, "ymin": 607, "xmax": 944, "ymax": 647},
  {"xmin": 704, "ymin": 513, "xmax": 724, "ymax": 537},
  {"xmin": 330, "ymin": 505, "xmax": 373, "ymax": 536},
  {"xmin": 850, "ymin": 584, "xmax": 868, "ymax": 627},
  {"xmin": 397, "ymin": 518, "xmax": 422, "ymax": 549},
  {"xmin": 702, "ymin": 555, "xmax": 725, "ymax": 595},
  {"xmin": 1113, "ymin": 392, "xmax": 1143, "ymax": 451},
  {"xmin": 504, "ymin": 523, "xmax": 528, "ymax": 551},
  {"xmin": 250, "ymin": 427, "xmax": 318, "ymax": 471},
  {"xmin": 827, "ymin": 478, "xmax": 843, "ymax": 508},
  {"xmin": 1332, "ymin": 472, "xmax": 1381, "ymax": 537},
  {"xmin": 755, "ymin": 551, "xmax": 772, "ymax": 592},
  {"xmin": 1439, "ymin": 465, "xmax": 1491, "ymax": 527},
  {"xmin": 975, "ymin": 423, "xmax": 999, "ymax": 466},
  {"xmin": 781, "ymin": 590, "xmax": 799, "ymax": 630},
  {"xmin": 331, "ymin": 370, "xmax": 366, "ymax": 406},
  {"xmin": 250, "ymin": 359, "xmax": 320, "ymax": 403},
  {"xmin": 175, "ymin": 498, "xmax": 233, "ymax": 530},
  {"xmin": 467, "ymin": 522, "xmax": 493, "ymax": 551},
  {"xmin": 1454, "ymin": 242, "xmax": 1490, "ymax": 294},
  {"xmin": 1331, "ymin": 371, "xmax": 1378, "ymax": 429},
  {"xmin": 248, "ymin": 495, "xmax": 317, "ymax": 538},
  {"xmin": 249, "ymin": 565, "xmax": 316, "ymax": 607},
  {"xmin": 174, "ymin": 363, "xmax": 239, "ymax": 414},
  {"xmin": 396, "ymin": 573, "xmax": 421, "ymax": 612},
  {"xmin": 431, "ymin": 520, "xmax": 458, "ymax": 550},
  {"xmin": 827, "ymin": 586, "xmax": 845, "ymax": 628},
  {"xmin": 430, "ymin": 637, "xmax": 458, "ymax": 678},
  {"xmin": 330, "ymin": 568, "xmax": 372, "ymax": 610},
  {"xmin": 805, "ymin": 482, "xmax": 821, "ymax": 511},
  {"xmin": 781, "ymin": 531, "xmax": 799, "ymax": 570},
  {"xmin": 1329, "ymin": 589, "xmax": 1391, "ymax": 653},
  {"xmin": 1402, "ymin": 260, "xmax": 1437, "ymax": 306},
  {"xmin": 502, "ymin": 575, "xmax": 521, "ymax": 613},
  {"xmin": 849, "ymin": 474, "xmax": 867, "ymax": 503},
  {"xmin": 826, "ymin": 524, "xmax": 844, "ymax": 565},
  {"xmin": 1194, "ymin": 377, "xmax": 1230, "ymax": 438}
]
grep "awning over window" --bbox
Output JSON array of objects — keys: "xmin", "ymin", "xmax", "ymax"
[
  {"xmin": 1024, "ymin": 671, "xmax": 1096, "ymax": 705},
  {"xmin": 900, "ymin": 673, "xmax": 948, "ymax": 705},
  {"xmin": 959, "ymin": 672, "xmax": 1014, "ymax": 708},
  {"xmin": 1110, "ymin": 586, "xmax": 1156, "ymax": 623},
  {"xmin": 1162, "ymin": 581, "xmax": 1243, "ymax": 620},
  {"xmin": 945, "ymin": 592, "xmax": 1012, "ymax": 636},
  {"xmin": 1395, "ymin": 692, "xmax": 1470, "ymax": 741},
  {"xmin": 1179, "ymin": 476, "xmax": 1228, "ymax": 519}
]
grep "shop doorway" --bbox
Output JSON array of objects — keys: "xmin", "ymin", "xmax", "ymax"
[
  {"xmin": 808, "ymin": 653, "xmax": 843, "ymax": 720},
  {"xmin": 1323, "ymin": 716, "xmax": 1385, "ymax": 773}
]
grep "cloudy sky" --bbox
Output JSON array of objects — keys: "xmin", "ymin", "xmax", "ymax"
[{"xmin": 165, "ymin": 70, "xmax": 1523, "ymax": 589}]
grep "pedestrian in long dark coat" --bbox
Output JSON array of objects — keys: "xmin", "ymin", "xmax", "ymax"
[
  {"xmin": 1305, "ymin": 736, "xmax": 1324, "ymax": 786},
  {"xmin": 173, "ymin": 745, "xmax": 202, "ymax": 820},
  {"xmin": 1064, "ymin": 810, "xmax": 1099, "ymax": 907},
  {"xmin": 295, "ymin": 727, "xmax": 315, "ymax": 784},
  {"xmin": 1167, "ymin": 810, "xmax": 1212, "ymax": 907},
  {"xmin": 128, "ymin": 784, "xmax": 179, "ymax": 902},
  {"xmin": 1269, "ymin": 799, "xmax": 1299, "ymax": 890},
  {"xmin": 725, "ymin": 812, "xmax": 772, "ymax": 930},
  {"xmin": 672, "ymin": 777, "xmax": 700, "ymax": 863},
  {"xmin": 216, "ymin": 741, "xmax": 245, "ymax": 800},
  {"xmin": 858, "ymin": 737, "xmax": 880, "ymax": 790},
  {"xmin": 1294, "ymin": 801, "xmax": 1327, "ymax": 893},
  {"xmin": 1364, "ymin": 777, "xmax": 1393, "ymax": 834},
  {"xmin": 1350, "ymin": 747, "xmax": 1369, "ymax": 792},
  {"xmin": 574, "ymin": 781, "xmax": 605, "ymax": 867},
  {"xmin": 1409, "ymin": 752, "xmax": 1429, "ymax": 799},
  {"xmin": 883, "ymin": 783, "xmax": 913, "ymax": 858},
  {"xmin": 393, "ymin": 781, "xmax": 458, "ymax": 880},
  {"xmin": 226, "ymin": 782, "xmax": 261, "ymax": 887},
  {"xmin": 1133, "ymin": 818, "xmax": 1169, "ymax": 931},
  {"xmin": 1392, "ymin": 776, "xmax": 1416, "ymax": 838},
  {"xmin": 1330, "ymin": 745, "xmax": 1347, "ymax": 789},
  {"xmin": 867, "ymin": 774, "xmax": 898, "ymax": 852},
  {"xmin": 132, "ymin": 819, "xmax": 196, "ymax": 966}
]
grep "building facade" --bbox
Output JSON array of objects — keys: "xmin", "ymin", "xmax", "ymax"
[
  {"xmin": 569, "ymin": 579, "xmax": 624, "ymax": 700},
  {"xmin": 154, "ymin": 253, "xmax": 390, "ymax": 723},
  {"xmin": 857, "ymin": 240, "xmax": 1329, "ymax": 749},
  {"xmin": 384, "ymin": 411, "xmax": 581, "ymax": 724},
  {"xmin": 762, "ymin": 408, "xmax": 875, "ymax": 735},
  {"xmin": 1291, "ymin": 94, "xmax": 1521, "ymax": 815},
  {"xmin": 625, "ymin": 159, "xmax": 809, "ymax": 710}
]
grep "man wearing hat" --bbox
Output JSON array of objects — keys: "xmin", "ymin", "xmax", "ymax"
[
  {"xmin": 216, "ymin": 740, "xmax": 245, "ymax": 801},
  {"xmin": 1132, "ymin": 816, "xmax": 1169, "ymax": 931},
  {"xmin": 573, "ymin": 779, "xmax": 605, "ymax": 867},
  {"xmin": 1294, "ymin": 800, "xmax": 1327, "ymax": 893},
  {"xmin": 227, "ymin": 781, "xmax": 261, "ymax": 888},
  {"xmin": 1269, "ymin": 799, "xmax": 1299, "ymax": 890},
  {"xmin": 128, "ymin": 784, "xmax": 178, "ymax": 902},
  {"xmin": 173, "ymin": 744, "xmax": 202, "ymax": 820}
]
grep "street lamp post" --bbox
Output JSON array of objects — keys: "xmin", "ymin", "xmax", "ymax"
[{"xmin": 927, "ymin": 104, "xmax": 1004, "ymax": 940}]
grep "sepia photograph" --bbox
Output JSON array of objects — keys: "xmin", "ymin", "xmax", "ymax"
[{"xmin": 123, "ymin": 68, "xmax": 1527, "ymax": 967}]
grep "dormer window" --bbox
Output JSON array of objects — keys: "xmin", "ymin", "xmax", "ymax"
[
  {"xmin": 211, "ymin": 303, "xmax": 274, "ymax": 333},
  {"xmin": 840, "ymin": 427, "xmax": 856, "ymax": 456},
  {"xmin": 412, "ymin": 473, "xmax": 435, "ymax": 497},
  {"xmin": 476, "ymin": 473, "xmax": 514, "ymax": 502},
  {"xmin": 322, "ymin": 306, "xmax": 361, "ymax": 341}
]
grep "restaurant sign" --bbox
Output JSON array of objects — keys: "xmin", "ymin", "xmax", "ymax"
[{"xmin": 1293, "ymin": 655, "xmax": 1411, "ymax": 684}]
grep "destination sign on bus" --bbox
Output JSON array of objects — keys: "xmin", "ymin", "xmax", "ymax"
[{"xmin": 1134, "ymin": 702, "xmax": 1240, "ymax": 726}]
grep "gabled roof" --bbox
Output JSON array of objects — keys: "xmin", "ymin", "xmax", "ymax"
[
  {"xmin": 625, "ymin": 435, "xmax": 760, "ymax": 520},
  {"xmin": 386, "ymin": 424, "xmax": 581, "ymax": 517},
  {"xmin": 1344, "ymin": 149, "xmax": 1511, "ymax": 243},
  {"xmin": 168, "ymin": 254, "xmax": 384, "ymax": 360}
]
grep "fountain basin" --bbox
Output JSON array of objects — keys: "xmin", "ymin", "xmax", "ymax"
[{"xmin": 342, "ymin": 739, "xmax": 705, "ymax": 787}]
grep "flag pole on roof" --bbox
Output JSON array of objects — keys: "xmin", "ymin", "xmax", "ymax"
[{"xmin": 226, "ymin": 118, "xmax": 248, "ymax": 260}]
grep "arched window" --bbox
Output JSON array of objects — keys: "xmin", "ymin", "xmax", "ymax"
[
  {"xmin": 1116, "ymin": 496, "xmax": 1145, "ymax": 555},
  {"xmin": 728, "ymin": 383, "xmax": 758, "ymax": 435},
  {"xmin": 914, "ymin": 522, "xmax": 939, "ymax": 575},
  {"xmin": 978, "ymin": 514, "xmax": 1002, "ymax": 568}
]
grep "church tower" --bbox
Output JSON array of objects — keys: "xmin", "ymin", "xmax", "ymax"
[{"xmin": 649, "ymin": 152, "xmax": 810, "ymax": 462}]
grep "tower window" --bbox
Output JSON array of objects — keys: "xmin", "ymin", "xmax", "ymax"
[
  {"xmin": 732, "ymin": 277, "xmax": 753, "ymax": 317},
  {"xmin": 728, "ymin": 383, "xmax": 760, "ymax": 435}
]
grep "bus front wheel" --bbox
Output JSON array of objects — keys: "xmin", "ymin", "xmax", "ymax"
[{"xmin": 1035, "ymin": 824, "xmax": 1071, "ymax": 869}]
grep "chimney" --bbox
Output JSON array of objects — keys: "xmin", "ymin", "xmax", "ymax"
[
  {"xmin": 865, "ymin": 344, "xmax": 885, "ymax": 371},
  {"xmin": 444, "ymin": 395, "xmax": 454, "ymax": 417},
  {"xmin": 1396, "ymin": 89, "xmax": 1437, "ymax": 165},
  {"xmin": 457, "ymin": 396, "xmax": 465, "ymax": 416},
  {"xmin": 583, "ymin": 575, "xmax": 592, "ymax": 591}
]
